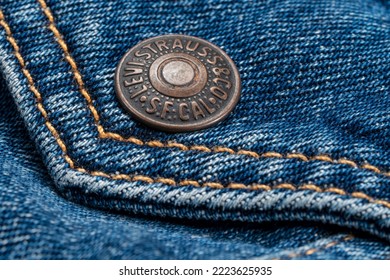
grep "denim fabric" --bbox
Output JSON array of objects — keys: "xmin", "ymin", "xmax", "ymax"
[
  {"xmin": 1, "ymin": 75, "xmax": 390, "ymax": 259},
  {"xmin": 0, "ymin": 0, "xmax": 389, "ymax": 259}
]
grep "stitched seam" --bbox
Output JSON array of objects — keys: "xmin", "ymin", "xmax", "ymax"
[
  {"xmin": 1, "ymin": 9, "xmax": 390, "ymax": 209},
  {"xmin": 37, "ymin": 0, "xmax": 390, "ymax": 177},
  {"xmin": 277, "ymin": 234, "xmax": 354, "ymax": 260}
]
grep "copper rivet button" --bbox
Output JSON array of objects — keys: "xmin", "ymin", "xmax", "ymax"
[{"xmin": 115, "ymin": 34, "xmax": 241, "ymax": 132}]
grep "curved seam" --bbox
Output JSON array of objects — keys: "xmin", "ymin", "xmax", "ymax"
[
  {"xmin": 36, "ymin": 0, "xmax": 390, "ymax": 177},
  {"xmin": 1, "ymin": 9, "xmax": 390, "ymax": 209},
  {"xmin": 274, "ymin": 234, "xmax": 354, "ymax": 260}
]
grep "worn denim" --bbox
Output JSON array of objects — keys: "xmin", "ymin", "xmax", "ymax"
[{"xmin": 0, "ymin": 0, "xmax": 389, "ymax": 259}]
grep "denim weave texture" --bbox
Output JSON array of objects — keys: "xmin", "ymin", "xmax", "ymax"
[{"xmin": 0, "ymin": 0, "xmax": 389, "ymax": 258}]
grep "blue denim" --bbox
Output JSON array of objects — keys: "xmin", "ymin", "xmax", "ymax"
[{"xmin": 0, "ymin": 0, "xmax": 389, "ymax": 259}]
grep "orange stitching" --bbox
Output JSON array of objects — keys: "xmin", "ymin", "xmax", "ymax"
[
  {"xmin": 166, "ymin": 142, "xmax": 189, "ymax": 151},
  {"xmin": 274, "ymin": 183, "xmax": 296, "ymax": 191},
  {"xmin": 325, "ymin": 188, "xmax": 346, "ymax": 195},
  {"xmin": 361, "ymin": 163, "xmax": 382, "ymax": 173},
  {"xmin": 203, "ymin": 182, "xmax": 224, "ymax": 189},
  {"xmin": 337, "ymin": 159, "xmax": 358, "ymax": 168},
  {"xmin": 286, "ymin": 153, "xmax": 309, "ymax": 161},
  {"xmin": 1, "ymin": 7, "xmax": 390, "ymax": 211},
  {"xmin": 0, "ymin": 10, "xmax": 74, "ymax": 169},
  {"xmin": 251, "ymin": 184, "xmax": 272, "ymax": 191},
  {"xmin": 132, "ymin": 175, "xmax": 154, "ymax": 184},
  {"xmin": 213, "ymin": 147, "xmax": 235, "ymax": 154},
  {"xmin": 111, "ymin": 174, "xmax": 131, "ymax": 180},
  {"xmin": 312, "ymin": 155, "xmax": 333, "ymax": 162},
  {"xmin": 35, "ymin": 0, "xmax": 390, "ymax": 178},
  {"xmin": 156, "ymin": 178, "xmax": 176, "ymax": 185},
  {"xmin": 190, "ymin": 145, "xmax": 212, "ymax": 153},
  {"xmin": 90, "ymin": 171, "xmax": 110, "ymax": 178},
  {"xmin": 284, "ymin": 234, "xmax": 354, "ymax": 259},
  {"xmin": 262, "ymin": 152, "xmax": 284, "ymax": 158},
  {"xmin": 236, "ymin": 150, "xmax": 260, "ymax": 158},
  {"xmin": 299, "ymin": 184, "xmax": 322, "ymax": 192},
  {"xmin": 179, "ymin": 180, "xmax": 201, "ymax": 187}
]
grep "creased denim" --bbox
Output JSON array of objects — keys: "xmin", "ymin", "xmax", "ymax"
[{"xmin": 0, "ymin": 0, "xmax": 389, "ymax": 259}]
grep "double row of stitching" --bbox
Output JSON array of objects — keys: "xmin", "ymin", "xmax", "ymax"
[
  {"xmin": 0, "ymin": 10, "xmax": 74, "ymax": 170},
  {"xmin": 1, "ymin": 5, "xmax": 390, "ymax": 211},
  {"xmin": 36, "ymin": 0, "xmax": 390, "ymax": 178}
]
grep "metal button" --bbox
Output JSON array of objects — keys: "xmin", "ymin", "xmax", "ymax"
[{"xmin": 115, "ymin": 34, "xmax": 241, "ymax": 132}]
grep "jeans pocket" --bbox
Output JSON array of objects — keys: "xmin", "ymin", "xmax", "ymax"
[{"xmin": 0, "ymin": 0, "xmax": 389, "ymax": 241}]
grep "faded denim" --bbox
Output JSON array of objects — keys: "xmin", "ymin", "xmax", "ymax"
[{"xmin": 0, "ymin": 0, "xmax": 389, "ymax": 259}]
